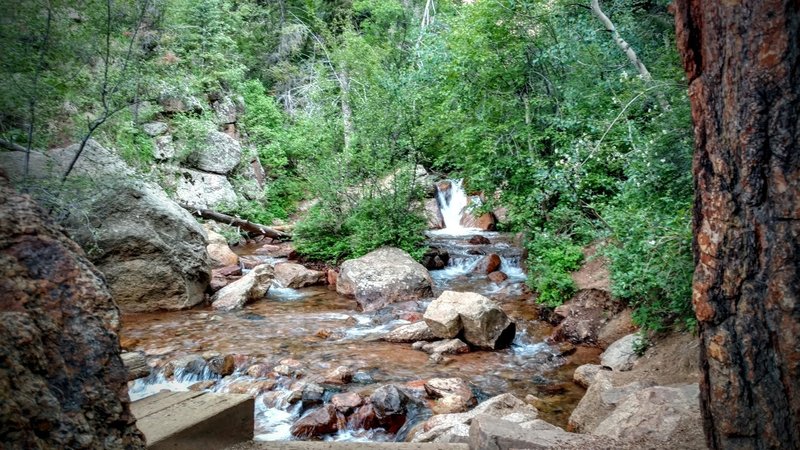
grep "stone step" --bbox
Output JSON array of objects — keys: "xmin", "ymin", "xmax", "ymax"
[
  {"xmin": 131, "ymin": 391, "xmax": 254, "ymax": 449},
  {"xmin": 226, "ymin": 443, "xmax": 468, "ymax": 450}
]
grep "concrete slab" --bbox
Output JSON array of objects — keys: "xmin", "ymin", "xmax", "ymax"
[{"xmin": 132, "ymin": 391, "xmax": 254, "ymax": 450}]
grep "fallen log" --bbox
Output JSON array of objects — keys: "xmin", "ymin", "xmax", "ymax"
[{"xmin": 179, "ymin": 203, "xmax": 291, "ymax": 240}]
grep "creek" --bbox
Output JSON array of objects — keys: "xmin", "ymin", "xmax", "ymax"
[{"xmin": 122, "ymin": 180, "xmax": 598, "ymax": 442}]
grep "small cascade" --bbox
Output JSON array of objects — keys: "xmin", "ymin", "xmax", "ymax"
[{"xmin": 435, "ymin": 179, "xmax": 472, "ymax": 232}]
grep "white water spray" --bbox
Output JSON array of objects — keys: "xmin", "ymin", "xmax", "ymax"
[{"xmin": 436, "ymin": 179, "xmax": 471, "ymax": 232}]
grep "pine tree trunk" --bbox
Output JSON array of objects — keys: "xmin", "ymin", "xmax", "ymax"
[{"xmin": 673, "ymin": 2, "xmax": 800, "ymax": 449}]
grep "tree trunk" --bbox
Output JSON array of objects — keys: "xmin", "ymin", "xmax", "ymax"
[
  {"xmin": 178, "ymin": 203, "xmax": 291, "ymax": 240},
  {"xmin": 339, "ymin": 68, "xmax": 353, "ymax": 151},
  {"xmin": 674, "ymin": 2, "xmax": 800, "ymax": 449}
]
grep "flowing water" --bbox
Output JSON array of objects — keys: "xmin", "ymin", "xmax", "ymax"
[{"xmin": 122, "ymin": 181, "xmax": 597, "ymax": 442}]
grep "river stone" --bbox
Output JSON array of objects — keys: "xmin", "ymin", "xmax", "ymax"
[
  {"xmin": 0, "ymin": 177, "xmax": 146, "ymax": 448},
  {"xmin": 163, "ymin": 355, "xmax": 207, "ymax": 378},
  {"xmin": 487, "ymin": 271, "xmax": 508, "ymax": 283},
  {"xmin": 337, "ymin": 247, "xmax": 433, "ymax": 311},
  {"xmin": 331, "ymin": 392, "xmax": 363, "ymax": 413},
  {"xmin": 573, "ymin": 364, "xmax": 608, "ymax": 388},
  {"xmin": 592, "ymin": 384, "xmax": 703, "ymax": 448},
  {"xmin": 411, "ymin": 393, "xmax": 538, "ymax": 443},
  {"xmin": 323, "ymin": 366, "xmax": 354, "ymax": 385},
  {"xmin": 206, "ymin": 228, "xmax": 239, "ymax": 268},
  {"xmin": 211, "ymin": 264, "xmax": 273, "ymax": 311},
  {"xmin": 384, "ymin": 321, "xmax": 438, "ymax": 343},
  {"xmin": 425, "ymin": 378, "xmax": 477, "ymax": 414},
  {"xmin": 175, "ymin": 168, "xmax": 237, "ymax": 209},
  {"xmin": 473, "ymin": 254, "xmax": 501, "ymax": 274},
  {"xmin": 600, "ymin": 333, "xmax": 640, "ymax": 371},
  {"xmin": 420, "ymin": 339, "xmax": 470, "ymax": 355},
  {"xmin": 424, "ymin": 292, "xmax": 463, "ymax": 338},
  {"xmin": 0, "ymin": 142, "xmax": 211, "ymax": 312},
  {"xmin": 290, "ymin": 404, "xmax": 342, "ymax": 438},
  {"xmin": 274, "ymin": 262, "xmax": 326, "ymax": 288},
  {"xmin": 186, "ymin": 130, "xmax": 242, "ymax": 174},
  {"xmin": 368, "ymin": 384, "xmax": 410, "ymax": 434}
]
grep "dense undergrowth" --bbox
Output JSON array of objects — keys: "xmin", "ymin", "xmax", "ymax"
[{"xmin": 1, "ymin": 0, "xmax": 694, "ymax": 331}]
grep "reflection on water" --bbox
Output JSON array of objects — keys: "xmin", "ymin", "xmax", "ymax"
[{"xmin": 122, "ymin": 230, "xmax": 598, "ymax": 441}]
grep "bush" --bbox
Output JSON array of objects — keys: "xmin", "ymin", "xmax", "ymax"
[{"xmin": 527, "ymin": 235, "xmax": 584, "ymax": 307}]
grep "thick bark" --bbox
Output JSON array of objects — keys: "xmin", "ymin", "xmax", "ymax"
[
  {"xmin": 178, "ymin": 203, "xmax": 291, "ymax": 240},
  {"xmin": 674, "ymin": 2, "xmax": 800, "ymax": 449}
]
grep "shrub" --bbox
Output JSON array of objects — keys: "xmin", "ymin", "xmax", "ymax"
[{"xmin": 527, "ymin": 235, "xmax": 584, "ymax": 307}]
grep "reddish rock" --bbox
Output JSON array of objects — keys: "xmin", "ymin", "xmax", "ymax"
[
  {"xmin": 331, "ymin": 392, "xmax": 363, "ymax": 413},
  {"xmin": 327, "ymin": 269, "xmax": 338, "ymax": 286},
  {"xmin": 254, "ymin": 242, "xmax": 296, "ymax": 258},
  {"xmin": 246, "ymin": 363, "xmax": 271, "ymax": 378},
  {"xmin": 348, "ymin": 403, "xmax": 381, "ymax": 430},
  {"xmin": 224, "ymin": 379, "xmax": 276, "ymax": 395},
  {"xmin": 488, "ymin": 271, "xmax": 508, "ymax": 282},
  {"xmin": 206, "ymin": 354, "xmax": 235, "ymax": 376},
  {"xmin": 0, "ymin": 178, "xmax": 145, "ymax": 448},
  {"xmin": 323, "ymin": 366, "xmax": 354, "ymax": 385},
  {"xmin": 239, "ymin": 255, "xmax": 262, "ymax": 269},
  {"xmin": 469, "ymin": 235, "xmax": 491, "ymax": 245},
  {"xmin": 290, "ymin": 404, "xmax": 343, "ymax": 438},
  {"xmin": 216, "ymin": 265, "xmax": 242, "ymax": 277},
  {"xmin": 473, "ymin": 254, "xmax": 501, "ymax": 274}
]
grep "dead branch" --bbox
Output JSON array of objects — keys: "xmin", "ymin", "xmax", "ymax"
[{"xmin": 178, "ymin": 203, "xmax": 291, "ymax": 240}]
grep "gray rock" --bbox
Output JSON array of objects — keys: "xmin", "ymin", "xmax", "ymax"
[
  {"xmin": 592, "ymin": 384, "xmax": 703, "ymax": 448},
  {"xmin": 424, "ymin": 378, "xmax": 476, "ymax": 414},
  {"xmin": 274, "ymin": 262, "xmax": 326, "ymax": 288},
  {"xmin": 186, "ymin": 131, "xmax": 242, "ymax": 174},
  {"xmin": 411, "ymin": 393, "xmax": 538, "ymax": 443},
  {"xmin": 568, "ymin": 371, "xmax": 655, "ymax": 433},
  {"xmin": 337, "ymin": 247, "xmax": 433, "ymax": 311},
  {"xmin": 212, "ymin": 95, "xmax": 243, "ymax": 124},
  {"xmin": 600, "ymin": 333, "xmax": 640, "ymax": 371},
  {"xmin": 154, "ymin": 135, "xmax": 176, "ymax": 160},
  {"xmin": 469, "ymin": 415, "xmax": 617, "ymax": 450},
  {"xmin": 164, "ymin": 355, "xmax": 207, "ymax": 378},
  {"xmin": 211, "ymin": 264, "xmax": 274, "ymax": 311},
  {"xmin": 421, "ymin": 339, "xmax": 470, "ymax": 355},
  {"xmin": 142, "ymin": 121, "xmax": 168, "ymax": 136},
  {"xmin": 384, "ymin": 321, "xmax": 438, "ymax": 343},
  {"xmin": 0, "ymin": 180, "xmax": 146, "ymax": 448},
  {"xmin": 0, "ymin": 142, "xmax": 211, "ymax": 312},
  {"xmin": 573, "ymin": 364, "xmax": 607, "ymax": 388},
  {"xmin": 424, "ymin": 291, "xmax": 516, "ymax": 349},
  {"xmin": 175, "ymin": 168, "xmax": 238, "ymax": 209}
]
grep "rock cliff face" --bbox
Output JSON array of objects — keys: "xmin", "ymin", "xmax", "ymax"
[{"xmin": 0, "ymin": 175, "xmax": 145, "ymax": 448}]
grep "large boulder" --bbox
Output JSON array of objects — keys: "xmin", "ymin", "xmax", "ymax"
[
  {"xmin": 568, "ymin": 371, "xmax": 655, "ymax": 433},
  {"xmin": 186, "ymin": 131, "xmax": 242, "ymax": 174},
  {"xmin": 0, "ymin": 142, "xmax": 211, "ymax": 312},
  {"xmin": 274, "ymin": 262, "xmax": 326, "ymax": 288},
  {"xmin": 551, "ymin": 289, "xmax": 624, "ymax": 346},
  {"xmin": 592, "ymin": 384, "xmax": 703, "ymax": 448},
  {"xmin": 336, "ymin": 247, "xmax": 433, "ymax": 311},
  {"xmin": 174, "ymin": 168, "xmax": 238, "ymax": 209},
  {"xmin": 424, "ymin": 198, "xmax": 444, "ymax": 229},
  {"xmin": 0, "ymin": 177, "xmax": 146, "ymax": 448},
  {"xmin": 424, "ymin": 291, "xmax": 516, "ymax": 349},
  {"xmin": 211, "ymin": 264, "xmax": 274, "ymax": 311}
]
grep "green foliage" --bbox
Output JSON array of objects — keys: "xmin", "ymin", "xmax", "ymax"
[
  {"xmin": 527, "ymin": 236, "xmax": 584, "ymax": 307},
  {"xmin": 170, "ymin": 114, "xmax": 215, "ymax": 162}
]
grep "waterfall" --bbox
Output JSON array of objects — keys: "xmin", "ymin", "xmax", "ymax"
[{"xmin": 436, "ymin": 179, "xmax": 470, "ymax": 232}]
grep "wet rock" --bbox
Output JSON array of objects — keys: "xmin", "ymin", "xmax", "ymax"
[
  {"xmin": 224, "ymin": 379, "xmax": 277, "ymax": 395},
  {"xmin": 349, "ymin": 403, "xmax": 381, "ymax": 430},
  {"xmin": 420, "ymin": 339, "xmax": 470, "ymax": 355},
  {"xmin": 210, "ymin": 265, "xmax": 242, "ymax": 292},
  {"xmin": 337, "ymin": 247, "xmax": 433, "ymax": 311},
  {"xmin": 487, "ymin": 271, "xmax": 508, "ymax": 283},
  {"xmin": 384, "ymin": 321, "xmax": 438, "ymax": 343},
  {"xmin": 556, "ymin": 342, "xmax": 576, "ymax": 356},
  {"xmin": 239, "ymin": 255, "xmax": 263, "ymax": 269},
  {"xmin": 469, "ymin": 235, "xmax": 491, "ymax": 245},
  {"xmin": 600, "ymin": 333, "xmax": 640, "ymax": 371},
  {"xmin": 0, "ymin": 142, "xmax": 211, "ymax": 313},
  {"xmin": 327, "ymin": 269, "xmax": 338, "ymax": 286},
  {"xmin": 592, "ymin": 384, "xmax": 703, "ymax": 448},
  {"xmin": 424, "ymin": 198, "xmax": 444, "ymax": 229},
  {"xmin": 331, "ymin": 392, "xmax": 363, "ymax": 413},
  {"xmin": 175, "ymin": 167, "xmax": 238, "ymax": 209},
  {"xmin": 301, "ymin": 382, "xmax": 326, "ymax": 408},
  {"xmin": 274, "ymin": 262, "xmax": 326, "ymax": 288},
  {"xmin": 573, "ymin": 364, "xmax": 607, "ymax": 388},
  {"xmin": 206, "ymin": 228, "xmax": 239, "ymax": 268},
  {"xmin": 425, "ymin": 378, "xmax": 477, "ymax": 414},
  {"xmin": 186, "ymin": 130, "xmax": 242, "ymax": 174},
  {"xmin": 421, "ymin": 247, "xmax": 450, "ymax": 270},
  {"xmin": 323, "ymin": 366, "xmax": 354, "ymax": 385},
  {"xmin": 246, "ymin": 364, "xmax": 271, "ymax": 378},
  {"xmin": 473, "ymin": 254, "xmax": 501, "ymax": 274},
  {"xmin": 424, "ymin": 291, "xmax": 515, "ymax": 349},
  {"xmin": 568, "ymin": 371, "xmax": 655, "ymax": 433},
  {"xmin": 206, "ymin": 354, "xmax": 235, "ymax": 376},
  {"xmin": 163, "ymin": 354, "xmax": 207, "ymax": 378},
  {"xmin": 411, "ymin": 393, "xmax": 538, "ymax": 443},
  {"xmin": 211, "ymin": 264, "xmax": 273, "ymax": 311},
  {"xmin": 121, "ymin": 352, "xmax": 150, "ymax": 381},
  {"xmin": 290, "ymin": 404, "xmax": 342, "ymax": 438},
  {"xmin": 368, "ymin": 385, "xmax": 410, "ymax": 434},
  {"xmin": 551, "ymin": 289, "xmax": 623, "ymax": 346},
  {"xmin": 460, "ymin": 199, "xmax": 496, "ymax": 230}
]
